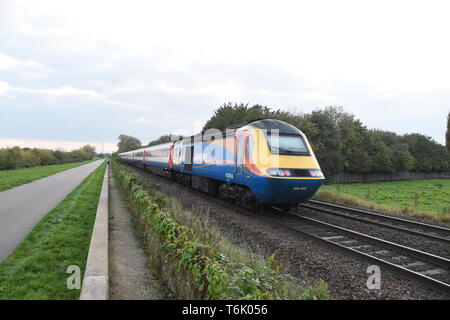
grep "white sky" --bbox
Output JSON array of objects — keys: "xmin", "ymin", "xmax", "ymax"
[{"xmin": 1, "ymin": 0, "xmax": 449, "ymax": 153}]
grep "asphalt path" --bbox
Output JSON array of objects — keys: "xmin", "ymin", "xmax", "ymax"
[{"xmin": 0, "ymin": 160, "xmax": 104, "ymax": 263}]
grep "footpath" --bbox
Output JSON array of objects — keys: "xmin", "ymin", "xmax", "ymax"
[{"xmin": 108, "ymin": 168, "xmax": 170, "ymax": 299}]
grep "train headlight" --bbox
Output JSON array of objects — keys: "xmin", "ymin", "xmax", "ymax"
[
  {"xmin": 309, "ymin": 169, "xmax": 324, "ymax": 177},
  {"xmin": 267, "ymin": 168, "xmax": 292, "ymax": 177},
  {"xmin": 267, "ymin": 168, "xmax": 324, "ymax": 177}
]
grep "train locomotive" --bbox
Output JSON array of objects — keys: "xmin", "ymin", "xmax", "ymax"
[{"xmin": 118, "ymin": 119, "xmax": 325, "ymax": 211}]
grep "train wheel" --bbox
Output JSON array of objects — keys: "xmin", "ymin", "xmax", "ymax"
[
  {"xmin": 242, "ymin": 190, "xmax": 254, "ymax": 210},
  {"xmin": 242, "ymin": 190, "xmax": 264, "ymax": 213},
  {"xmin": 256, "ymin": 201, "xmax": 265, "ymax": 214},
  {"xmin": 279, "ymin": 205, "xmax": 294, "ymax": 213}
]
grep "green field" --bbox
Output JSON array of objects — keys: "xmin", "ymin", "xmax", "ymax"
[
  {"xmin": 316, "ymin": 179, "xmax": 450, "ymax": 222},
  {"xmin": 0, "ymin": 160, "xmax": 96, "ymax": 192},
  {"xmin": 0, "ymin": 162, "xmax": 106, "ymax": 299}
]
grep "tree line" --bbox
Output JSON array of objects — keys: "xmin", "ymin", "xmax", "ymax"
[
  {"xmin": 117, "ymin": 134, "xmax": 183, "ymax": 153},
  {"xmin": 0, "ymin": 145, "xmax": 97, "ymax": 170},
  {"xmin": 117, "ymin": 103, "xmax": 450, "ymax": 179},
  {"xmin": 204, "ymin": 103, "xmax": 450, "ymax": 177}
]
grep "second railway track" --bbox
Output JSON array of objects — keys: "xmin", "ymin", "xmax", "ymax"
[
  {"xmin": 265, "ymin": 209, "xmax": 450, "ymax": 295},
  {"xmin": 301, "ymin": 199, "xmax": 450, "ymax": 244}
]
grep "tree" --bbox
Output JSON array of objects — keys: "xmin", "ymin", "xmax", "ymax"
[
  {"xmin": 336, "ymin": 111, "xmax": 372, "ymax": 173},
  {"xmin": 0, "ymin": 146, "xmax": 22, "ymax": 170},
  {"xmin": 306, "ymin": 107, "xmax": 344, "ymax": 177},
  {"xmin": 367, "ymin": 135, "xmax": 393, "ymax": 173},
  {"xmin": 81, "ymin": 144, "xmax": 96, "ymax": 157},
  {"xmin": 67, "ymin": 149, "xmax": 91, "ymax": 162},
  {"xmin": 371, "ymin": 130, "xmax": 414, "ymax": 171},
  {"xmin": 202, "ymin": 102, "xmax": 281, "ymax": 131},
  {"xmin": 403, "ymin": 133, "xmax": 448, "ymax": 172},
  {"xmin": 36, "ymin": 149, "xmax": 60, "ymax": 165},
  {"xmin": 446, "ymin": 111, "xmax": 450, "ymax": 152},
  {"xmin": 117, "ymin": 134, "xmax": 141, "ymax": 153},
  {"xmin": 53, "ymin": 149, "xmax": 69, "ymax": 163},
  {"xmin": 148, "ymin": 134, "xmax": 183, "ymax": 146},
  {"xmin": 21, "ymin": 149, "xmax": 41, "ymax": 166}
]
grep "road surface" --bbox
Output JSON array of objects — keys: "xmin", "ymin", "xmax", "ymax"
[{"xmin": 0, "ymin": 160, "xmax": 104, "ymax": 263}]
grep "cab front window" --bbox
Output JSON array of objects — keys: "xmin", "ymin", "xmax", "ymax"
[{"xmin": 266, "ymin": 133, "xmax": 310, "ymax": 155}]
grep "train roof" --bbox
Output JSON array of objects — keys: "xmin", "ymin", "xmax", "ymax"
[
  {"xmin": 118, "ymin": 141, "xmax": 173, "ymax": 155},
  {"xmin": 242, "ymin": 119, "xmax": 303, "ymax": 135}
]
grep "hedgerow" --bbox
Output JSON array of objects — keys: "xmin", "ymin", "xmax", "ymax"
[{"xmin": 111, "ymin": 160, "xmax": 329, "ymax": 300}]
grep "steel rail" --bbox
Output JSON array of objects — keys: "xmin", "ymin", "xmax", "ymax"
[
  {"xmin": 268, "ymin": 212, "xmax": 450, "ymax": 294},
  {"xmin": 302, "ymin": 200, "xmax": 450, "ymax": 244}
]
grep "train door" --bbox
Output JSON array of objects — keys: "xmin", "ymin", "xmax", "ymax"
[
  {"xmin": 184, "ymin": 138, "xmax": 194, "ymax": 172},
  {"xmin": 234, "ymin": 133, "xmax": 246, "ymax": 179},
  {"xmin": 168, "ymin": 144, "xmax": 174, "ymax": 169}
]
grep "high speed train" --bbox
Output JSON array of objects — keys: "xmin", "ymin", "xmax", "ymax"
[{"xmin": 118, "ymin": 119, "xmax": 325, "ymax": 211}]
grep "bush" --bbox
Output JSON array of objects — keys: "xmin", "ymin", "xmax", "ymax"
[
  {"xmin": 0, "ymin": 147, "xmax": 22, "ymax": 170},
  {"xmin": 0, "ymin": 145, "xmax": 96, "ymax": 170}
]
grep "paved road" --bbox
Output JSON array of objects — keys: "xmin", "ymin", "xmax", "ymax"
[{"xmin": 0, "ymin": 160, "xmax": 104, "ymax": 263}]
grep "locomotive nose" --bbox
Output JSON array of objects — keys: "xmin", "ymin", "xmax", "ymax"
[{"xmin": 252, "ymin": 177, "xmax": 324, "ymax": 204}]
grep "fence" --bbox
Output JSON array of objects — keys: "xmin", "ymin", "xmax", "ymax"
[{"xmin": 326, "ymin": 171, "xmax": 450, "ymax": 184}]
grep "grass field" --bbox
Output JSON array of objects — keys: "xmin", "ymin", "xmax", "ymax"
[
  {"xmin": 0, "ymin": 160, "xmax": 97, "ymax": 192},
  {"xmin": 315, "ymin": 178, "xmax": 450, "ymax": 222},
  {"xmin": 0, "ymin": 162, "xmax": 106, "ymax": 300}
]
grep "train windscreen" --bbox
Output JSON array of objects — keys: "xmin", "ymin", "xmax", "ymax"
[{"xmin": 266, "ymin": 133, "xmax": 309, "ymax": 155}]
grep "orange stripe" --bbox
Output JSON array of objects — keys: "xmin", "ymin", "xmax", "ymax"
[{"xmin": 192, "ymin": 159, "xmax": 235, "ymax": 168}]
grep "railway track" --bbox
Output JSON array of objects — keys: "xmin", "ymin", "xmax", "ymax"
[
  {"xmin": 301, "ymin": 200, "xmax": 450, "ymax": 244},
  {"xmin": 127, "ymin": 164, "xmax": 450, "ymax": 295},
  {"xmin": 183, "ymin": 191, "xmax": 450, "ymax": 295},
  {"xmin": 265, "ymin": 209, "xmax": 450, "ymax": 295}
]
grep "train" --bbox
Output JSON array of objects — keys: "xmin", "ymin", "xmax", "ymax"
[{"xmin": 118, "ymin": 119, "xmax": 325, "ymax": 212}]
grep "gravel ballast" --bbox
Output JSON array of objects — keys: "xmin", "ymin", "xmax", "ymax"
[{"xmin": 299, "ymin": 206, "xmax": 450, "ymax": 260}]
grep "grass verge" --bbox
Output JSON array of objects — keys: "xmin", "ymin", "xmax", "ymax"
[
  {"xmin": 0, "ymin": 162, "xmax": 106, "ymax": 299},
  {"xmin": 0, "ymin": 159, "xmax": 97, "ymax": 192},
  {"xmin": 112, "ymin": 160, "xmax": 329, "ymax": 300},
  {"xmin": 314, "ymin": 182, "xmax": 450, "ymax": 223}
]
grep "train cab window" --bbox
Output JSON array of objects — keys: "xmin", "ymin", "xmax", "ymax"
[
  {"xmin": 266, "ymin": 133, "xmax": 309, "ymax": 155},
  {"xmin": 245, "ymin": 136, "xmax": 254, "ymax": 159},
  {"xmin": 237, "ymin": 135, "xmax": 245, "ymax": 164}
]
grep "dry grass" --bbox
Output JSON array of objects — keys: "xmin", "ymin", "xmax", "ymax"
[{"xmin": 314, "ymin": 189, "xmax": 450, "ymax": 224}]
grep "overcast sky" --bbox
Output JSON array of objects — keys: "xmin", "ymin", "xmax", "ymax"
[{"xmin": 1, "ymin": 0, "xmax": 449, "ymax": 153}]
